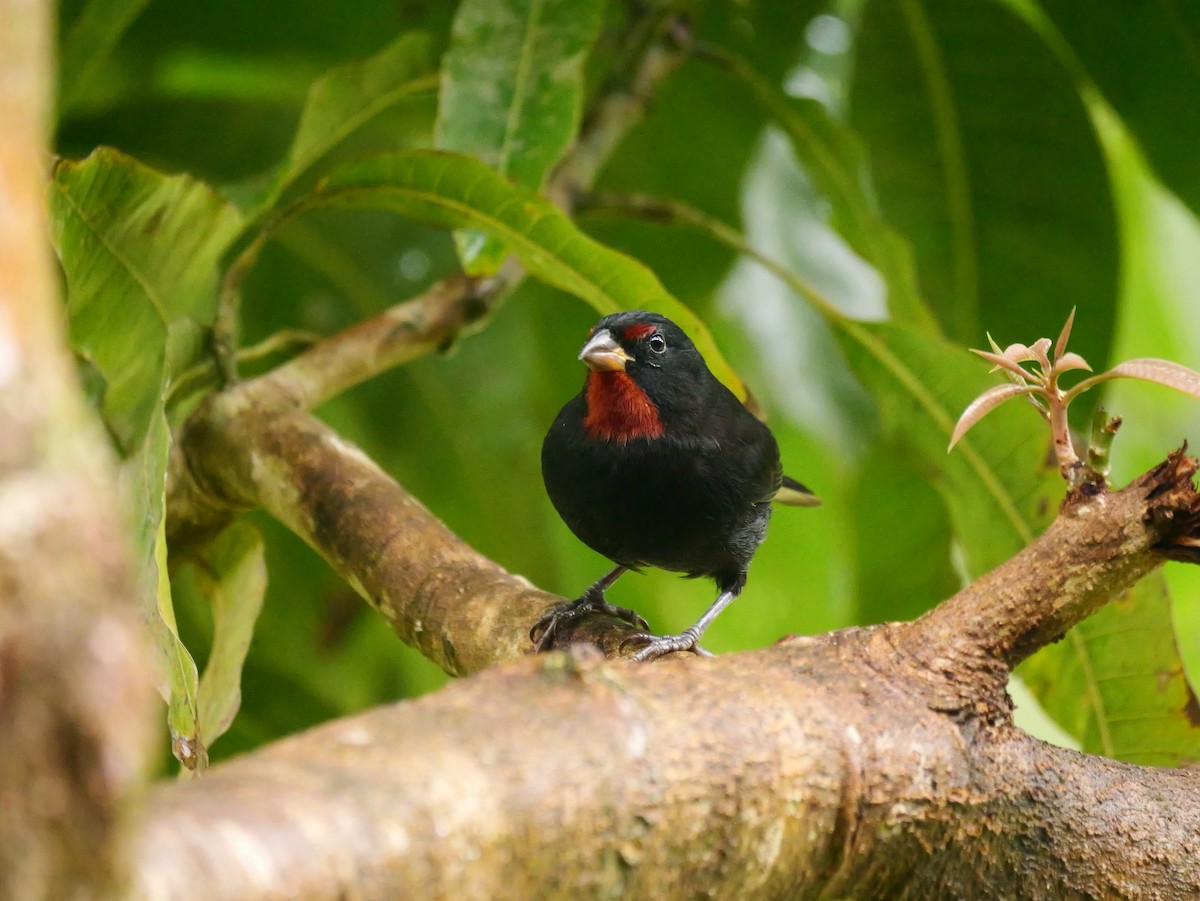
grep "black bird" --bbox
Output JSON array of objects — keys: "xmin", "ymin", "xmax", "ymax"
[{"xmin": 534, "ymin": 310, "xmax": 818, "ymax": 661}]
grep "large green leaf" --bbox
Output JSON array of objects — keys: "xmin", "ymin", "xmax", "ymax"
[
  {"xmin": 836, "ymin": 320, "xmax": 1050, "ymax": 578},
  {"xmin": 436, "ymin": 0, "xmax": 603, "ymax": 273},
  {"xmin": 1013, "ymin": 83, "xmax": 1200, "ymax": 765},
  {"xmin": 50, "ymin": 148, "xmax": 244, "ymax": 451},
  {"xmin": 715, "ymin": 56, "xmax": 935, "ymax": 334},
  {"xmin": 255, "ymin": 31, "xmax": 437, "ymax": 216},
  {"xmin": 1039, "ymin": 0, "xmax": 1200, "ymax": 224},
  {"xmin": 312, "ymin": 149, "xmax": 747, "ymax": 398},
  {"xmin": 192, "ymin": 523, "xmax": 269, "ymax": 747},
  {"xmin": 848, "ymin": 440, "xmax": 959, "ymax": 625},
  {"xmin": 1021, "ymin": 573, "xmax": 1200, "ymax": 767},
  {"xmin": 849, "ymin": 0, "xmax": 1118, "ymax": 369}
]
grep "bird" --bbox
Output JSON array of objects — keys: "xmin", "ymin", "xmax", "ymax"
[{"xmin": 533, "ymin": 310, "xmax": 818, "ymax": 662}]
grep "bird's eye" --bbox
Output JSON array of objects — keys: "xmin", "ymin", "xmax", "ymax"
[{"xmin": 648, "ymin": 333, "xmax": 667, "ymax": 354}]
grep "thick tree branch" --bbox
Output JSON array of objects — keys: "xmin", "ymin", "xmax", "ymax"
[
  {"xmin": 132, "ymin": 583, "xmax": 1200, "ymax": 900},
  {"xmin": 147, "ymin": 426, "xmax": 1200, "ymax": 898},
  {"xmin": 169, "ymin": 372, "xmax": 646, "ymax": 674},
  {"xmin": 896, "ymin": 450, "xmax": 1200, "ymax": 710},
  {"xmin": 156, "ymin": 361, "xmax": 1200, "ymax": 900},
  {"xmin": 0, "ymin": 0, "xmax": 153, "ymax": 895},
  {"xmin": 176, "ymin": 396, "xmax": 554, "ymax": 674}
]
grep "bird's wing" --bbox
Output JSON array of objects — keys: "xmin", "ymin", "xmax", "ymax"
[
  {"xmin": 723, "ymin": 404, "xmax": 790, "ymax": 506},
  {"xmin": 721, "ymin": 392, "xmax": 820, "ymax": 508}
]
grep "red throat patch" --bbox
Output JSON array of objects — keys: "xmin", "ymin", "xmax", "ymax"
[{"xmin": 584, "ymin": 371, "xmax": 664, "ymax": 443}]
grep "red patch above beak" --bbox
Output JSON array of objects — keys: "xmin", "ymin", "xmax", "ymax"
[
  {"xmin": 584, "ymin": 371, "xmax": 664, "ymax": 443},
  {"xmin": 622, "ymin": 323, "xmax": 656, "ymax": 342}
]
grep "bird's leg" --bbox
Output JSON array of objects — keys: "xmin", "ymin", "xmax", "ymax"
[
  {"xmin": 530, "ymin": 565, "xmax": 649, "ymax": 652},
  {"xmin": 623, "ymin": 575, "xmax": 746, "ymax": 662}
]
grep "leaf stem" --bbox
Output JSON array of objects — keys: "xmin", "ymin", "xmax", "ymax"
[{"xmin": 580, "ymin": 189, "xmax": 844, "ymax": 321}]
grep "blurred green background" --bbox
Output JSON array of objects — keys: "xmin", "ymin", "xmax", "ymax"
[{"xmin": 52, "ymin": 0, "xmax": 1200, "ymax": 768}]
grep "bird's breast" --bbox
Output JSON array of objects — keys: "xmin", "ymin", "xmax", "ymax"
[{"xmin": 583, "ymin": 371, "xmax": 664, "ymax": 443}]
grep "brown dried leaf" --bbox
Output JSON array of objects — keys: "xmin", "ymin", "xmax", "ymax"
[
  {"xmin": 1002, "ymin": 342, "xmax": 1035, "ymax": 363},
  {"xmin": 1054, "ymin": 351, "xmax": 1092, "ymax": 374},
  {"xmin": 1030, "ymin": 337, "xmax": 1053, "ymax": 372},
  {"xmin": 1065, "ymin": 357, "xmax": 1200, "ymax": 404},
  {"xmin": 948, "ymin": 382, "xmax": 1037, "ymax": 451},
  {"xmin": 972, "ymin": 348, "xmax": 1035, "ymax": 381}
]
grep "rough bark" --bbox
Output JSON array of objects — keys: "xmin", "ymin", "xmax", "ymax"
[
  {"xmin": 0, "ymin": 0, "xmax": 154, "ymax": 895},
  {"xmin": 132, "ymin": 646, "xmax": 1200, "ymax": 900},
  {"xmin": 166, "ymin": 273, "xmax": 569, "ymax": 675},
  {"xmin": 140, "ymin": 421, "xmax": 1200, "ymax": 898}
]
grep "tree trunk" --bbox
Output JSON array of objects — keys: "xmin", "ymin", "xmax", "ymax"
[{"xmin": 0, "ymin": 0, "xmax": 154, "ymax": 896}]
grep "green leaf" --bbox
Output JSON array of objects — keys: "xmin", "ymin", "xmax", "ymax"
[
  {"xmin": 119, "ymin": 409, "xmax": 204, "ymax": 771},
  {"xmin": 1039, "ymin": 0, "xmax": 1200, "ymax": 223},
  {"xmin": 58, "ymin": 0, "xmax": 152, "ymax": 115},
  {"xmin": 312, "ymin": 149, "xmax": 748, "ymax": 398},
  {"xmin": 848, "ymin": 441, "xmax": 960, "ymax": 625},
  {"xmin": 1021, "ymin": 573, "xmax": 1200, "ymax": 766},
  {"xmin": 849, "ymin": 0, "xmax": 1118, "ymax": 369},
  {"xmin": 193, "ymin": 523, "xmax": 268, "ymax": 747},
  {"xmin": 436, "ymin": 0, "xmax": 603, "ymax": 274},
  {"xmin": 437, "ymin": 0, "xmax": 600, "ymax": 187},
  {"xmin": 50, "ymin": 148, "xmax": 244, "ymax": 451},
  {"xmin": 713, "ymin": 55, "xmax": 936, "ymax": 334},
  {"xmin": 256, "ymin": 32, "xmax": 437, "ymax": 216},
  {"xmin": 157, "ymin": 517, "xmax": 206, "ymax": 772},
  {"xmin": 835, "ymin": 320, "xmax": 1051, "ymax": 577}
]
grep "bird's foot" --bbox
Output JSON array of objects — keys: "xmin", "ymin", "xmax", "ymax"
[
  {"xmin": 620, "ymin": 628, "xmax": 714, "ymax": 662},
  {"xmin": 530, "ymin": 591, "xmax": 650, "ymax": 652}
]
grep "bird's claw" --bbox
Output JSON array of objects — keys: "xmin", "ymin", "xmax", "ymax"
[
  {"xmin": 530, "ymin": 593, "xmax": 650, "ymax": 652},
  {"xmin": 620, "ymin": 630, "xmax": 712, "ymax": 662}
]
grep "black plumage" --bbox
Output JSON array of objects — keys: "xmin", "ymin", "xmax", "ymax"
[{"xmin": 534, "ymin": 311, "xmax": 817, "ymax": 661}]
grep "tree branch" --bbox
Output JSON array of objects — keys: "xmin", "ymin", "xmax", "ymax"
[
  {"xmin": 896, "ymin": 450, "xmax": 1200, "ymax": 710},
  {"xmin": 175, "ymin": 397, "xmax": 555, "ymax": 675},
  {"xmin": 144, "ymin": 430, "xmax": 1200, "ymax": 898},
  {"xmin": 132, "ymin": 466, "xmax": 1200, "ymax": 899}
]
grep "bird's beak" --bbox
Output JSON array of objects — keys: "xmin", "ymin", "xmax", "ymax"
[{"xmin": 579, "ymin": 329, "xmax": 632, "ymax": 372}]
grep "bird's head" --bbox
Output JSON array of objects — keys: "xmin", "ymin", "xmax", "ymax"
[{"xmin": 576, "ymin": 311, "xmax": 711, "ymax": 443}]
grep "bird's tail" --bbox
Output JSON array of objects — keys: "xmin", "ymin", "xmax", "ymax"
[{"xmin": 774, "ymin": 474, "xmax": 821, "ymax": 507}]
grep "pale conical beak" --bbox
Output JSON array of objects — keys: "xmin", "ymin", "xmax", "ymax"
[{"xmin": 579, "ymin": 329, "xmax": 632, "ymax": 372}]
